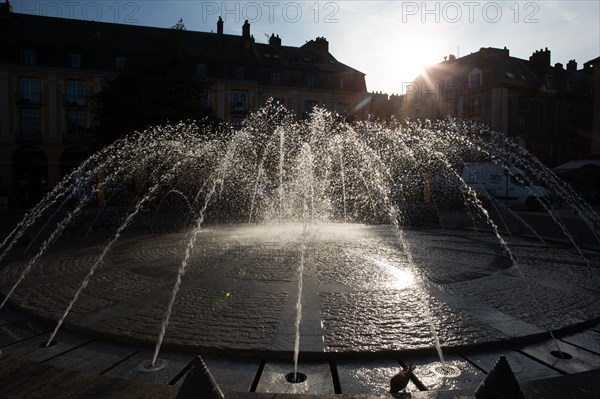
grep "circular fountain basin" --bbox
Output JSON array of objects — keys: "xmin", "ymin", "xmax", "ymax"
[{"xmin": 1, "ymin": 223, "xmax": 599, "ymax": 357}]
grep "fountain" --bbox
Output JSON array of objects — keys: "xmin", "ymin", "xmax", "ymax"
[{"xmin": 0, "ymin": 102, "xmax": 599, "ymax": 394}]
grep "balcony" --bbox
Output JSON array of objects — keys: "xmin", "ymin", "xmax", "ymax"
[
  {"xmin": 63, "ymin": 94, "xmax": 88, "ymax": 107},
  {"xmin": 16, "ymin": 92, "xmax": 43, "ymax": 104}
]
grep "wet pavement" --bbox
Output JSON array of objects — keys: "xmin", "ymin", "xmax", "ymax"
[
  {"xmin": 1, "ymin": 214, "xmax": 599, "ymax": 397},
  {"xmin": 1, "ymin": 308, "xmax": 599, "ymax": 397},
  {"xmin": 1, "ymin": 224, "xmax": 599, "ymax": 356}
]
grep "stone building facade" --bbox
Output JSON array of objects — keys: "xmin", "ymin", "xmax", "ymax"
[
  {"xmin": 400, "ymin": 47, "xmax": 595, "ymax": 167},
  {"xmin": 0, "ymin": 3, "xmax": 369, "ymax": 207}
]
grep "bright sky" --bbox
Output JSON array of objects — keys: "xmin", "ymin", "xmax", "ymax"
[{"xmin": 10, "ymin": 0, "xmax": 600, "ymax": 94}]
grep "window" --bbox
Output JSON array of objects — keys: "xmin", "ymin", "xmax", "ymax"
[
  {"xmin": 231, "ymin": 91, "xmax": 248, "ymax": 111},
  {"xmin": 69, "ymin": 53, "xmax": 82, "ymax": 69},
  {"xmin": 66, "ymin": 81, "xmax": 86, "ymax": 106},
  {"xmin": 197, "ymin": 63, "xmax": 207, "ymax": 78},
  {"xmin": 510, "ymin": 174, "xmax": 529, "ymax": 188},
  {"xmin": 337, "ymin": 103, "xmax": 348, "ymax": 116},
  {"xmin": 304, "ymin": 100, "xmax": 317, "ymax": 114},
  {"xmin": 445, "ymin": 76, "xmax": 453, "ymax": 88},
  {"xmin": 306, "ymin": 74, "xmax": 316, "ymax": 88},
  {"xmin": 235, "ymin": 66, "xmax": 245, "ymax": 80},
  {"xmin": 19, "ymin": 78, "xmax": 41, "ymax": 103},
  {"xmin": 339, "ymin": 78, "xmax": 344, "ymax": 90},
  {"xmin": 67, "ymin": 110, "xmax": 86, "ymax": 134},
  {"xmin": 230, "ymin": 117, "xmax": 244, "ymax": 130},
  {"xmin": 114, "ymin": 56, "xmax": 127, "ymax": 69},
  {"xmin": 20, "ymin": 108, "xmax": 41, "ymax": 135},
  {"xmin": 546, "ymin": 76, "xmax": 554, "ymax": 90},
  {"xmin": 518, "ymin": 95, "xmax": 528, "ymax": 112},
  {"xmin": 270, "ymin": 71, "xmax": 281, "ymax": 85},
  {"xmin": 200, "ymin": 90, "xmax": 211, "ymax": 108},
  {"xmin": 23, "ymin": 49, "xmax": 37, "ymax": 65},
  {"xmin": 468, "ymin": 69, "xmax": 482, "ymax": 88},
  {"xmin": 469, "ymin": 96, "xmax": 481, "ymax": 113},
  {"xmin": 518, "ymin": 114, "xmax": 526, "ymax": 130}
]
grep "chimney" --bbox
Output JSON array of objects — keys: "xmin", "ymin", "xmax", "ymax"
[
  {"xmin": 314, "ymin": 37, "xmax": 329, "ymax": 54},
  {"xmin": 269, "ymin": 34, "xmax": 281, "ymax": 48},
  {"xmin": 567, "ymin": 59, "xmax": 577, "ymax": 71},
  {"xmin": 529, "ymin": 47, "xmax": 551, "ymax": 76},
  {"xmin": 448, "ymin": 54, "xmax": 456, "ymax": 61},
  {"xmin": 555, "ymin": 62, "xmax": 563, "ymax": 70},
  {"xmin": 529, "ymin": 47, "xmax": 551, "ymax": 67},
  {"xmin": 217, "ymin": 16, "xmax": 223, "ymax": 35},
  {"xmin": 1, "ymin": 0, "xmax": 13, "ymax": 17},
  {"xmin": 242, "ymin": 20, "xmax": 250, "ymax": 39}
]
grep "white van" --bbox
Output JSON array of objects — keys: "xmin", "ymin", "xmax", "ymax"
[{"xmin": 462, "ymin": 162, "xmax": 550, "ymax": 210}]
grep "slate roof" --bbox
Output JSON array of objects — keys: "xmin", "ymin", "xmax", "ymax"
[
  {"xmin": 0, "ymin": 11, "xmax": 367, "ymax": 92},
  {"xmin": 421, "ymin": 47, "xmax": 592, "ymax": 96}
]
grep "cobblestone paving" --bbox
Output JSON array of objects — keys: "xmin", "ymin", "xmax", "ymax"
[{"xmin": 1, "ymin": 224, "xmax": 598, "ymax": 355}]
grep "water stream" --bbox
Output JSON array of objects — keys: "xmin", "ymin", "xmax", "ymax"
[{"xmin": 0, "ymin": 104, "xmax": 597, "ymax": 379}]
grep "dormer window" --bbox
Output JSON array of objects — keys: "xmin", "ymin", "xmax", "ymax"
[
  {"xmin": 468, "ymin": 69, "xmax": 482, "ymax": 88},
  {"xmin": 69, "ymin": 53, "xmax": 82, "ymax": 69},
  {"xmin": 23, "ymin": 49, "xmax": 37, "ymax": 65}
]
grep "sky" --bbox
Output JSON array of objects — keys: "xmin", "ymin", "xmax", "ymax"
[{"xmin": 9, "ymin": 0, "xmax": 600, "ymax": 95}]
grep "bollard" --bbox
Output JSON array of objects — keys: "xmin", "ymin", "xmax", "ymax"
[
  {"xmin": 475, "ymin": 355, "xmax": 525, "ymax": 399},
  {"xmin": 176, "ymin": 356, "xmax": 224, "ymax": 399}
]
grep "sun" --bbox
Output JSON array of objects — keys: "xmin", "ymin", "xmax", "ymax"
[{"xmin": 357, "ymin": 35, "xmax": 445, "ymax": 95}]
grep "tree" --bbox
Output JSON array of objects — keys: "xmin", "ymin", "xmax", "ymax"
[{"xmin": 91, "ymin": 21, "xmax": 217, "ymax": 148}]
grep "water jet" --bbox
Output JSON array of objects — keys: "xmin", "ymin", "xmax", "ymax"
[{"xmin": 0, "ymin": 103, "xmax": 598, "ymax": 393}]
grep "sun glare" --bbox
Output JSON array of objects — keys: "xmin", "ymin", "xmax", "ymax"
[
  {"xmin": 357, "ymin": 36, "xmax": 444, "ymax": 95},
  {"xmin": 373, "ymin": 259, "xmax": 416, "ymax": 290}
]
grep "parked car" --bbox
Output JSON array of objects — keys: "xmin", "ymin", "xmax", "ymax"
[{"xmin": 462, "ymin": 162, "xmax": 550, "ymax": 210}]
